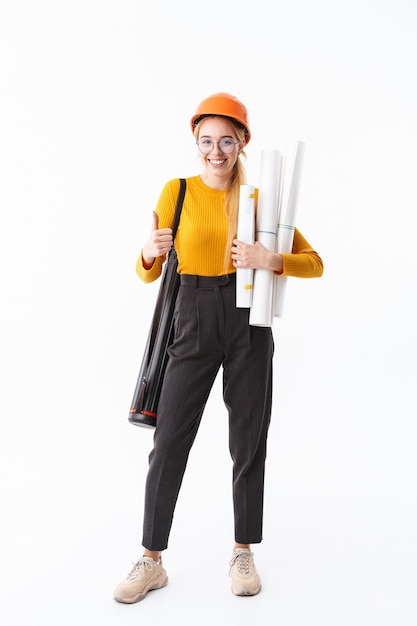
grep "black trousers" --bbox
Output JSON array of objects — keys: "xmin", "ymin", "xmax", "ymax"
[{"xmin": 142, "ymin": 273, "xmax": 274, "ymax": 551}]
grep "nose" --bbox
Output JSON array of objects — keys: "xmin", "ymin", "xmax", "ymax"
[{"xmin": 211, "ymin": 141, "xmax": 223, "ymax": 154}]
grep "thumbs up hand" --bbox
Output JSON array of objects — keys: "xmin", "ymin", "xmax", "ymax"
[{"xmin": 142, "ymin": 212, "xmax": 174, "ymax": 268}]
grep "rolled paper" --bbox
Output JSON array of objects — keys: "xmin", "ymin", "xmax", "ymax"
[
  {"xmin": 236, "ymin": 185, "xmax": 255, "ymax": 308},
  {"xmin": 249, "ymin": 150, "xmax": 282, "ymax": 327},
  {"xmin": 274, "ymin": 141, "xmax": 306, "ymax": 317}
]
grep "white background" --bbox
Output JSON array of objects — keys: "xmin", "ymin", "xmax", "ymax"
[{"xmin": 1, "ymin": 1, "xmax": 416, "ymax": 624}]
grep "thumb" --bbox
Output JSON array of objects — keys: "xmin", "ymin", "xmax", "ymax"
[{"xmin": 151, "ymin": 211, "xmax": 159, "ymax": 231}]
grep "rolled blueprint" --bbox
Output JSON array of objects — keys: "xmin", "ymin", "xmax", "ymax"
[
  {"xmin": 274, "ymin": 141, "xmax": 306, "ymax": 317},
  {"xmin": 249, "ymin": 149, "xmax": 282, "ymax": 327},
  {"xmin": 236, "ymin": 185, "xmax": 255, "ymax": 308}
]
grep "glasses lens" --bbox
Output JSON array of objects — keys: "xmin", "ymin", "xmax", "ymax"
[
  {"xmin": 219, "ymin": 139, "xmax": 237, "ymax": 153},
  {"xmin": 197, "ymin": 140, "xmax": 213, "ymax": 153}
]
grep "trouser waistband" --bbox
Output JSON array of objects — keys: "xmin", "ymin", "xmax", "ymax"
[{"xmin": 180, "ymin": 273, "xmax": 236, "ymax": 287}]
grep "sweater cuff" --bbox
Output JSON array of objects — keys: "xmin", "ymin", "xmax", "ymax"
[
  {"xmin": 136, "ymin": 252, "xmax": 164, "ymax": 283},
  {"xmin": 280, "ymin": 253, "xmax": 299, "ymax": 277}
]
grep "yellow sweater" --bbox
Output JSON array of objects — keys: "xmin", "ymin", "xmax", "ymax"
[{"xmin": 136, "ymin": 176, "xmax": 323, "ymax": 283}]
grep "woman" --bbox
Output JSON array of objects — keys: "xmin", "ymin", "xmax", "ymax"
[{"xmin": 114, "ymin": 93, "xmax": 323, "ymax": 603}]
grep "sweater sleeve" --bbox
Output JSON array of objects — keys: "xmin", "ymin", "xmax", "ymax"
[
  {"xmin": 280, "ymin": 228, "xmax": 324, "ymax": 278},
  {"xmin": 135, "ymin": 179, "xmax": 181, "ymax": 283}
]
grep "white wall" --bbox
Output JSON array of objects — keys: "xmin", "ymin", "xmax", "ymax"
[{"xmin": 1, "ymin": 1, "xmax": 416, "ymax": 624}]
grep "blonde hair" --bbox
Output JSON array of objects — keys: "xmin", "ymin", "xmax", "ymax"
[{"xmin": 194, "ymin": 118, "xmax": 247, "ymax": 272}]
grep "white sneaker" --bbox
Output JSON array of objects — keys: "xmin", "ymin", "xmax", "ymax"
[
  {"xmin": 229, "ymin": 549, "xmax": 261, "ymax": 596},
  {"xmin": 113, "ymin": 557, "xmax": 168, "ymax": 603}
]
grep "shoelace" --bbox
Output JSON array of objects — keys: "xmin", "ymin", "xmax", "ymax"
[
  {"xmin": 126, "ymin": 558, "xmax": 154, "ymax": 581},
  {"xmin": 229, "ymin": 551, "xmax": 253, "ymax": 576}
]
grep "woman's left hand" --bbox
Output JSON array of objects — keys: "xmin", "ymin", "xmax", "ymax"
[{"xmin": 231, "ymin": 239, "xmax": 283, "ymax": 273}]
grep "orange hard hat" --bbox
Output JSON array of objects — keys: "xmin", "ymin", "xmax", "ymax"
[{"xmin": 190, "ymin": 92, "xmax": 251, "ymax": 144}]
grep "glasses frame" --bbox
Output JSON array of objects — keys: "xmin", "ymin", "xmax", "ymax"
[{"xmin": 196, "ymin": 138, "xmax": 240, "ymax": 154}]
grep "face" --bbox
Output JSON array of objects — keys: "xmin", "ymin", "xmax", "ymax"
[{"xmin": 197, "ymin": 116, "xmax": 242, "ymax": 188}]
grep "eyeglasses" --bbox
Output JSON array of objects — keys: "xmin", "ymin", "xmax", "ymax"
[{"xmin": 196, "ymin": 138, "xmax": 239, "ymax": 154}]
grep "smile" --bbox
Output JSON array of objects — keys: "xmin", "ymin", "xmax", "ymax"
[{"xmin": 209, "ymin": 159, "xmax": 226, "ymax": 165}]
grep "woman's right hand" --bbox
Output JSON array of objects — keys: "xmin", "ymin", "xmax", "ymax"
[{"xmin": 142, "ymin": 211, "xmax": 173, "ymax": 268}]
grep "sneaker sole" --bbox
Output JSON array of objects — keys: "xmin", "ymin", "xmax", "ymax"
[
  {"xmin": 232, "ymin": 583, "xmax": 262, "ymax": 596},
  {"xmin": 114, "ymin": 573, "xmax": 168, "ymax": 604}
]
